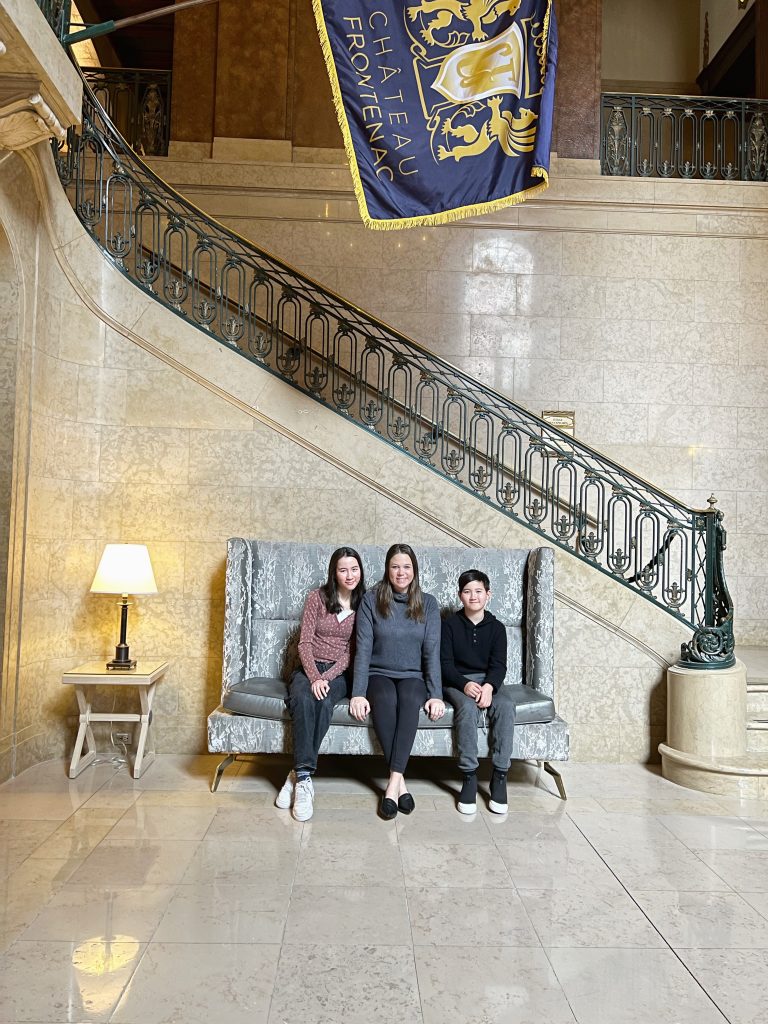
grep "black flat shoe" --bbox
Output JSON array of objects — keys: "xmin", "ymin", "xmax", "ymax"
[
  {"xmin": 379, "ymin": 797, "xmax": 398, "ymax": 820},
  {"xmin": 398, "ymin": 793, "xmax": 415, "ymax": 814}
]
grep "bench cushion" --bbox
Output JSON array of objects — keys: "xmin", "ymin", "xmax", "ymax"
[
  {"xmin": 208, "ymin": 705, "xmax": 569, "ymax": 760},
  {"xmin": 504, "ymin": 684, "xmax": 556, "ymax": 725},
  {"xmin": 223, "ymin": 676, "xmax": 555, "ymax": 727}
]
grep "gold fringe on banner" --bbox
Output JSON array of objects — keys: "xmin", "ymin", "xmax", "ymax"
[{"xmin": 310, "ymin": 0, "xmax": 553, "ymax": 231}]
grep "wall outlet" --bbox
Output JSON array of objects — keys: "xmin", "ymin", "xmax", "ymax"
[{"xmin": 114, "ymin": 732, "xmax": 131, "ymax": 743}]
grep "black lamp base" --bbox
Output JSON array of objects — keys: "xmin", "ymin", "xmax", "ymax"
[
  {"xmin": 106, "ymin": 657, "xmax": 137, "ymax": 671},
  {"xmin": 106, "ymin": 604, "xmax": 137, "ymax": 670}
]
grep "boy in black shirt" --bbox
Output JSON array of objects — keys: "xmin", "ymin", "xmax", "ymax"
[{"xmin": 441, "ymin": 569, "xmax": 514, "ymax": 814}]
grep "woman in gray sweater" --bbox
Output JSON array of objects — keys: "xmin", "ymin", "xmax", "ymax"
[{"xmin": 349, "ymin": 544, "xmax": 445, "ymax": 819}]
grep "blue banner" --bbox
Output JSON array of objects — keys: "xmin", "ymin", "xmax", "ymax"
[{"xmin": 312, "ymin": 0, "xmax": 557, "ymax": 229}]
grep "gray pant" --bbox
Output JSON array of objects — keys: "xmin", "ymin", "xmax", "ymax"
[{"xmin": 444, "ymin": 685, "xmax": 516, "ymax": 774}]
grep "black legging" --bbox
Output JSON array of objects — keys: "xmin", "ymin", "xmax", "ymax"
[{"xmin": 367, "ymin": 674, "xmax": 428, "ymax": 774}]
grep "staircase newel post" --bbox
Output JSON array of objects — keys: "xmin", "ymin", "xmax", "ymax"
[{"xmin": 677, "ymin": 494, "xmax": 735, "ymax": 671}]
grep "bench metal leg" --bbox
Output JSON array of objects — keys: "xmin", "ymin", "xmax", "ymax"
[
  {"xmin": 540, "ymin": 760, "xmax": 567, "ymax": 800},
  {"xmin": 211, "ymin": 753, "xmax": 237, "ymax": 792}
]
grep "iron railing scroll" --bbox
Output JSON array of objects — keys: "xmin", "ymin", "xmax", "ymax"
[
  {"xmin": 602, "ymin": 92, "xmax": 768, "ymax": 181},
  {"xmin": 46, "ymin": 58, "xmax": 735, "ymax": 668}
]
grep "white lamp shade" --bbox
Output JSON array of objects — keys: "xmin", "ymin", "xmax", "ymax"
[{"xmin": 90, "ymin": 544, "xmax": 158, "ymax": 595}]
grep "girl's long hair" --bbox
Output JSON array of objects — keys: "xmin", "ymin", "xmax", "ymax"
[
  {"xmin": 376, "ymin": 543, "xmax": 425, "ymax": 622},
  {"xmin": 321, "ymin": 547, "xmax": 365, "ymax": 614}
]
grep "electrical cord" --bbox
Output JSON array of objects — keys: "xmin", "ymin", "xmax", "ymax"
[{"xmin": 91, "ymin": 691, "xmax": 128, "ymax": 771}]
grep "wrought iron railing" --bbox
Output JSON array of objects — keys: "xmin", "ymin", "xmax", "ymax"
[
  {"xmin": 80, "ymin": 68, "xmax": 171, "ymax": 157},
  {"xmin": 602, "ymin": 92, "xmax": 768, "ymax": 180},
  {"xmin": 42, "ymin": 29, "xmax": 734, "ymax": 666},
  {"xmin": 35, "ymin": 0, "xmax": 69, "ymax": 40}
]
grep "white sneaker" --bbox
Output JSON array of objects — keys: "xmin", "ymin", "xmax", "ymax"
[
  {"xmin": 275, "ymin": 771, "xmax": 296, "ymax": 810},
  {"xmin": 292, "ymin": 777, "xmax": 315, "ymax": 821}
]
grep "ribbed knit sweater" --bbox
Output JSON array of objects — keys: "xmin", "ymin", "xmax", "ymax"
[
  {"xmin": 352, "ymin": 589, "xmax": 442, "ymax": 699},
  {"xmin": 440, "ymin": 609, "xmax": 507, "ymax": 692},
  {"xmin": 297, "ymin": 588, "xmax": 355, "ymax": 683}
]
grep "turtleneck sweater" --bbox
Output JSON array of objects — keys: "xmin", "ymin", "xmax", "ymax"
[{"xmin": 352, "ymin": 589, "xmax": 442, "ymax": 699}]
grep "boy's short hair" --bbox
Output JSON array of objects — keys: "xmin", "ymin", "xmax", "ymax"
[{"xmin": 457, "ymin": 569, "xmax": 491, "ymax": 592}]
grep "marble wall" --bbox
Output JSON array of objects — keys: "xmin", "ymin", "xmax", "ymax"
[
  {"xmin": 0, "ymin": 151, "xmax": 39, "ymax": 783},
  {"xmin": 9, "ymin": 123, "xmax": 768, "ymax": 778},
  {"xmin": 0, "ymin": 136, "xmax": 694, "ymax": 776},
  {"xmin": 0, "ymin": 144, "xmax": 463, "ymax": 778},
  {"xmin": 8, "ymin": 231, "xmax": 455, "ymax": 772},
  {"xmin": 147, "ymin": 153, "xmax": 768, "ymax": 660},
  {"xmin": 0, "ymin": 230, "xmax": 17, "ymax": 756}
]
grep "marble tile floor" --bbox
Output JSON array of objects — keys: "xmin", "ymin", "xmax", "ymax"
[{"xmin": 2, "ymin": 755, "xmax": 768, "ymax": 1023}]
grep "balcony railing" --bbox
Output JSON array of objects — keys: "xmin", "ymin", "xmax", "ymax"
[
  {"xmin": 81, "ymin": 68, "xmax": 171, "ymax": 157},
  {"xmin": 602, "ymin": 92, "xmax": 768, "ymax": 180},
  {"xmin": 35, "ymin": 0, "xmax": 68, "ymax": 39}
]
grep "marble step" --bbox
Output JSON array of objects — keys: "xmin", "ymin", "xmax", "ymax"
[
  {"xmin": 746, "ymin": 682, "xmax": 768, "ymax": 749},
  {"xmin": 747, "ymin": 725, "xmax": 768, "ymax": 753},
  {"xmin": 739, "ymin": 645, "xmax": 768, "ymax": 686},
  {"xmin": 735, "ymin": 648, "xmax": 768, "ymax": 751}
]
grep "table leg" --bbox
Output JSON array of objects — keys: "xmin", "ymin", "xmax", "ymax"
[
  {"xmin": 132, "ymin": 682, "xmax": 156, "ymax": 778},
  {"xmin": 69, "ymin": 686, "xmax": 98, "ymax": 778}
]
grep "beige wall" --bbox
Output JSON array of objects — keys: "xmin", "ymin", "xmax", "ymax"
[
  {"xmin": 700, "ymin": 0, "xmax": 755, "ymax": 70},
  {"xmin": 0, "ymin": 152, "xmax": 38, "ymax": 782},
  {"xmin": 0, "ymin": 145, "xmax": 462, "ymax": 780},
  {"xmin": 603, "ymin": 0, "xmax": 701, "ymax": 92},
  {"xmin": 0, "ymin": 137, "xmax": 761, "ymax": 779}
]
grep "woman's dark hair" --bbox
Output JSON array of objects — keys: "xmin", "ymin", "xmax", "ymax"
[
  {"xmin": 376, "ymin": 543, "xmax": 425, "ymax": 622},
  {"xmin": 321, "ymin": 547, "xmax": 365, "ymax": 614},
  {"xmin": 457, "ymin": 569, "xmax": 491, "ymax": 592}
]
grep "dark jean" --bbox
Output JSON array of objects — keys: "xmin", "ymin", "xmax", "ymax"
[
  {"xmin": 288, "ymin": 661, "xmax": 351, "ymax": 773},
  {"xmin": 444, "ymin": 685, "xmax": 516, "ymax": 774}
]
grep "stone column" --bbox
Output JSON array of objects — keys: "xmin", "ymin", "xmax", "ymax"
[
  {"xmin": 212, "ymin": 0, "xmax": 292, "ymax": 161},
  {"xmin": 666, "ymin": 662, "xmax": 746, "ymax": 759},
  {"xmin": 169, "ymin": 0, "xmax": 218, "ymax": 157},
  {"xmin": 290, "ymin": 0, "xmax": 341, "ymax": 152},
  {"xmin": 660, "ymin": 660, "xmax": 758, "ymax": 797},
  {"xmin": 554, "ymin": 0, "xmax": 602, "ymax": 160}
]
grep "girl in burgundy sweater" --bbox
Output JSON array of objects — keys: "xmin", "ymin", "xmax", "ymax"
[{"xmin": 275, "ymin": 547, "xmax": 365, "ymax": 821}]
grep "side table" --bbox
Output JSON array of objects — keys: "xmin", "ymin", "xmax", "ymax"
[{"xmin": 62, "ymin": 660, "xmax": 169, "ymax": 779}]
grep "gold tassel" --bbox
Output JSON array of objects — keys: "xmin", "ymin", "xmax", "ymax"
[{"xmin": 365, "ymin": 171, "xmax": 550, "ymax": 231}]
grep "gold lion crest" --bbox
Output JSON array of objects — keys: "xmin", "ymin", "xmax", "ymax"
[{"xmin": 405, "ymin": 0, "xmax": 547, "ymax": 165}]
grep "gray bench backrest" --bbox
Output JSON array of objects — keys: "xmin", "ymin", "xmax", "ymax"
[{"xmin": 221, "ymin": 540, "xmax": 554, "ymax": 700}]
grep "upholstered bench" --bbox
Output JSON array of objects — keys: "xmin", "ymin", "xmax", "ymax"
[{"xmin": 207, "ymin": 539, "xmax": 569, "ymax": 796}]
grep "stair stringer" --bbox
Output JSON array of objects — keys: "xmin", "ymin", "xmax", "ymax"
[{"xmin": 19, "ymin": 140, "xmax": 692, "ymax": 761}]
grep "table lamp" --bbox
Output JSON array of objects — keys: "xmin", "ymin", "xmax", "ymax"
[{"xmin": 90, "ymin": 544, "xmax": 158, "ymax": 670}]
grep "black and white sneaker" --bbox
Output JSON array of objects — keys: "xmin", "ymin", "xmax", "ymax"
[
  {"xmin": 489, "ymin": 770, "xmax": 508, "ymax": 814},
  {"xmin": 457, "ymin": 772, "xmax": 478, "ymax": 814}
]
